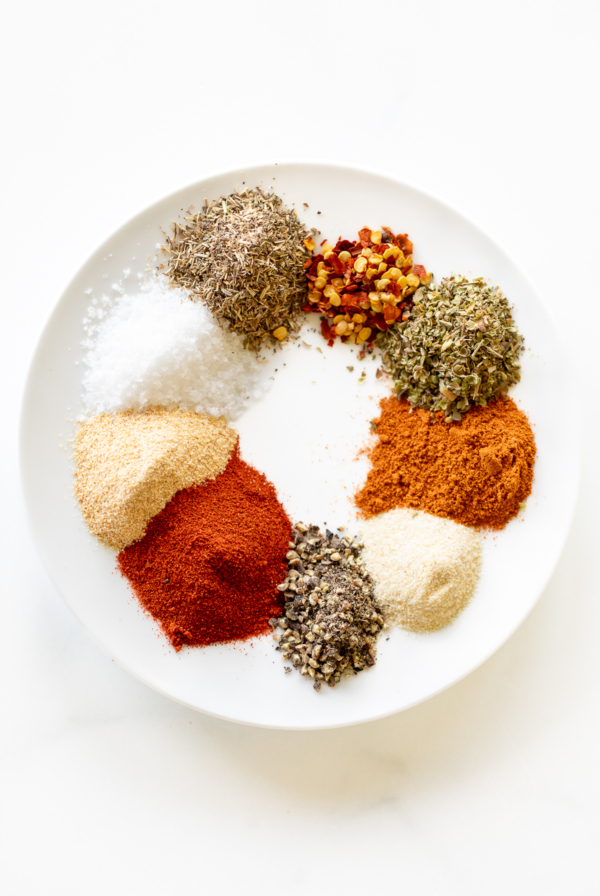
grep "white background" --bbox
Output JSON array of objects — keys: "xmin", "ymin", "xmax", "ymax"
[{"xmin": 2, "ymin": 1, "xmax": 599, "ymax": 893}]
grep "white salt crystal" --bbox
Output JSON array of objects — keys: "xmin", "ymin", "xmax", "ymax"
[{"xmin": 81, "ymin": 274, "xmax": 267, "ymax": 421}]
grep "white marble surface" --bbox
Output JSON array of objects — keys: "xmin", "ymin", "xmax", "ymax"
[{"xmin": 2, "ymin": 2, "xmax": 599, "ymax": 893}]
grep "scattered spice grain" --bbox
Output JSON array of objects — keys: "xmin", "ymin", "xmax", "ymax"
[
  {"xmin": 163, "ymin": 188, "xmax": 314, "ymax": 350},
  {"xmin": 355, "ymin": 396, "xmax": 536, "ymax": 530},
  {"xmin": 75, "ymin": 408, "xmax": 236, "ymax": 550}
]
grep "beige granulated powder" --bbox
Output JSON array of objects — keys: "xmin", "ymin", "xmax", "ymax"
[
  {"xmin": 75, "ymin": 408, "xmax": 237, "ymax": 550},
  {"xmin": 361, "ymin": 509, "xmax": 482, "ymax": 633}
]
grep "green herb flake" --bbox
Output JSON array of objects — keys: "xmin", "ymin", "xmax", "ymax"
[{"xmin": 381, "ymin": 276, "xmax": 525, "ymax": 417}]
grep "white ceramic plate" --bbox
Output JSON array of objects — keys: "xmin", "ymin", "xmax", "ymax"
[{"xmin": 20, "ymin": 162, "xmax": 580, "ymax": 729}]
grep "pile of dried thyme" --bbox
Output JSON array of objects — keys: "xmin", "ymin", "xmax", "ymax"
[
  {"xmin": 381, "ymin": 276, "xmax": 524, "ymax": 419},
  {"xmin": 270, "ymin": 524, "xmax": 385, "ymax": 691},
  {"xmin": 162, "ymin": 188, "xmax": 314, "ymax": 351}
]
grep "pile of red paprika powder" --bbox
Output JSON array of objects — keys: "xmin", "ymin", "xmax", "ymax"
[{"xmin": 117, "ymin": 446, "xmax": 291, "ymax": 650}]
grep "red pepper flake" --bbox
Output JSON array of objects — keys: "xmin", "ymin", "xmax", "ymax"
[
  {"xmin": 413, "ymin": 264, "xmax": 431, "ymax": 284},
  {"xmin": 382, "ymin": 226, "xmax": 399, "ymax": 247},
  {"xmin": 396, "ymin": 233, "xmax": 413, "ymax": 254},
  {"xmin": 329, "ymin": 254, "xmax": 345, "ymax": 275},
  {"xmin": 383, "ymin": 304, "xmax": 401, "ymax": 324},
  {"xmin": 302, "ymin": 225, "xmax": 430, "ymax": 346},
  {"xmin": 320, "ymin": 318, "xmax": 332, "ymax": 340}
]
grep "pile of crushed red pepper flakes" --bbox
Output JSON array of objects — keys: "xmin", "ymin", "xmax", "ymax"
[{"xmin": 302, "ymin": 226, "xmax": 431, "ymax": 348}]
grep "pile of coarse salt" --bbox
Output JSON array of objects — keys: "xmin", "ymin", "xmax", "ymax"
[
  {"xmin": 360, "ymin": 509, "xmax": 482, "ymax": 633},
  {"xmin": 81, "ymin": 274, "xmax": 267, "ymax": 420}
]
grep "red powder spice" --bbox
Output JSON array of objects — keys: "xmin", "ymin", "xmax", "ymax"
[
  {"xmin": 355, "ymin": 396, "xmax": 536, "ymax": 529},
  {"xmin": 117, "ymin": 447, "xmax": 291, "ymax": 650}
]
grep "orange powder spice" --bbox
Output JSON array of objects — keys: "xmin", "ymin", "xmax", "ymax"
[{"xmin": 355, "ymin": 396, "xmax": 536, "ymax": 529}]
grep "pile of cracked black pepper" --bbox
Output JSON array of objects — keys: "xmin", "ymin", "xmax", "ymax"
[{"xmin": 270, "ymin": 523, "xmax": 386, "ymax": 691}]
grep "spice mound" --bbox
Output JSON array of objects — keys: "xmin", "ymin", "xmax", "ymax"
[
  {"xmin": 163, "ymin": 188, "xmax": 313, "ymax": 350},
  {"xmin": 117, "ymin": 448, "xmax": 291, "ymax": 650},
  {"xmin": 361, "ymin": 510, "xmax": 482, "ymax": 633},
  {"xmin": 304, "ymin": 225, "xmax": 430, "ymax": 347},
  {"xmin": 75, "ymin": 408, "xmax": 236, "ymax": 550},
  {"xmin": 270, "ymin": 524, "xmax": 385, "ymax": 691},
  {"xmin": 382, "ymin": 276, "xmax": 524, "ymax": 419},
  {"xmin": 355, "ymin": 396, "xmax": 536, "ymax": 530},
  {"xmin": 82, "ymin": 275, "xmax": 265, "ymax": 420}
]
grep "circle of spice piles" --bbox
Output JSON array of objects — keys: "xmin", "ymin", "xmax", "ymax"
[
  {"xmin": 382, "ymin": 275, "xmax": 524, "ymax": 419},
  {"xmin": 117, "ymin": 447, "xmax": 291, "ymax": 650},
  {"xmin": 355, "ymin": 395, "xmax": 536, "ymax": 530},
  {"xmin": 270, "ymin": 524, "xmax": 385, "ymax": 691},
  {"xmin": 303, "ymin": 226, "xmax": 430, "ymax": 348},
  {"xmin": 162, "ymin": 188, "xmax": 314, "ymax": 350}
]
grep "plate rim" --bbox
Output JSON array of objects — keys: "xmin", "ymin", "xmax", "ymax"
[{"xmin": 19, "ymin": 158, "xmax": 583, "ymax": 729}]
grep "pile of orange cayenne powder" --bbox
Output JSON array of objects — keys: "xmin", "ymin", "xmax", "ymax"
[{"xmin": 355, "ymin": 396, "xmax": 536, "ymax": 529}]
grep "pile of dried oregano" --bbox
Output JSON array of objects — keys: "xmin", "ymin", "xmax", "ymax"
[
  {"xmin": 270, "ymin": 524, "xmax": 386, "ymax": 691},
  {"xmin": 381, "ymin": 276, "xmax": 524, "ymax": 419},
  {"xmin": 162, "ymin": 188, "xmax": 314, "ymax": 351}
]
